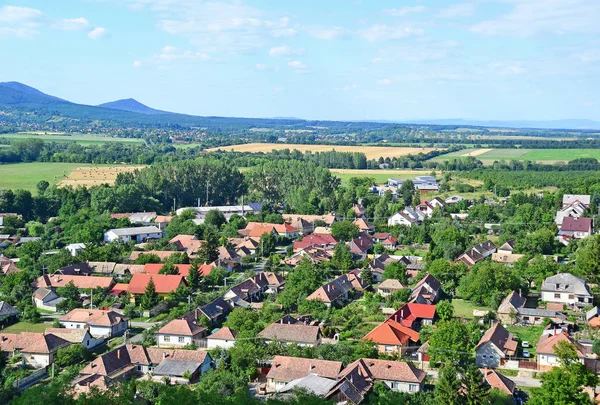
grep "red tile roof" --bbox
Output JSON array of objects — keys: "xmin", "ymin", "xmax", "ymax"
[
  {"xmin": 362, "ymin": 319, "xmax": 420, "ymax": 346},
  {"xmin": 33, "ymin": 274, "xmax": 115, "ymax": 290},
  {"xmin": 60, "ymin": 309, "xmax": 127, "ymax": 327},
  {"xmin": 293, "ymin": 233, "xmax": 338, "ymax": 251},
  {"xmin": 127, "ymin": 274, "xmax": 186, "ymax": 295},
  {"xmin": 267, "ymin": 355, "xmax": 342, "ymax": 382},
  {"xmin": 536, "ymin": 332, "xmax": 584, "ymax": 357},
  {"xmin": 207, "ymin": 327, "xmax": 237, "ymax": 341},
  {"xmin": 561, "ymin": 217, "xmax": 593, "ymax": 232},
  {"xmin": 387, "ymin": 303, "xmax": 436, "ymax": 328},
  {"xmin": 158, "ymin": 316, "xmax": 206, "ymax": 337}
]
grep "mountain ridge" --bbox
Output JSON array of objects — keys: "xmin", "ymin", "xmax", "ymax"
[{"xmin": 97, "ymin": 98, "xmax": 168, "ymax": 115}]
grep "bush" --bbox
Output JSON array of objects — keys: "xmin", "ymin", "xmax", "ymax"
[{"xmin": 54, "ymin": 344, "xmax": 92, "ymax": 368}]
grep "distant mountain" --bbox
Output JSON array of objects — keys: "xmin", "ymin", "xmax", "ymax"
[
  {"xmin": 98, "ymin": 98, "xmax": 168, "ymax": 115},
  {"xmin": 0, "ymin": 81, "xmax": 65, "ymax": 102},
  {"xmin": 403, "ymin": 118, "xmax": 600, "ymax": 130}
]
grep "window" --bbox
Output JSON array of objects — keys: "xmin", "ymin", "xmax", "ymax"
[
  {"xmin": 409, "ymin": 384, "xmax": 417, "ymax": 392},
  {"xmin": 137, "ymin": 365, "xmax": 142, "ymax": 371},
  {"xmin": 385, "ymin": 345, "xmax": 393, "ymax": 352},
  {"xmin": 76, "ymin": 324, "xmax": 80, "ymax": 329},
  {"xmin": 482, "ymin": 355, "xmax": 487, "ymax": 359},
  {"xmin": 178, "ymin": 336, "xmax": 185, "ymax": 343},
  {"xmin": 391, "ymin": 382, "xmax": 400, "ymax": 389},
  {"xmin": 164, "ymin": 336, "xmax": 170, "ymax": 342},
  {"xmin": 554, "ymin": 293, "xmax": 561, "ymax": 299},
  {"xmin": 569, "ymin": 295, "xmax": 575, "ymax": 300},
  {"xmin": 86, "ymin": 340, "xmax": 89, "ymax": 346}
]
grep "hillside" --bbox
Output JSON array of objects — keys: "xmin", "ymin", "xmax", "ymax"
[{"xmin": 98, "ymin": 98, "xmax": 168, "ymax": 115}]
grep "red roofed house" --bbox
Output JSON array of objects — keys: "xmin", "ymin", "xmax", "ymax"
[
  {"xmin": 558, "ymin": 217, "xmax": 593, "ymax": 246},
  {"xmin": 381, "ymin": 235, "xmax": 398, "ymax": 250},
  {"xmin": 33, "ymin": 274, "xmax": 115, "ymax": 291},
  {"xmin": 127, "ymin": 274, "xmax": 187, "ymax": 302},
  {"xmin": 362, "ymin": 319, "xmax": 420, "ymax": 355},
  {"xmin": 537, "ymin": 331, "xmax": 585, "ymax": 371},
  {"xmin": 475, "ymin": 323, "xmax": 518, "ymax": 368},
  {"xmin": 481, "ymin": 369, "xmax": 516, "ymax": 397},
  {"xmin": 143, "ymin": 263, "xmax": 192, "ymax": 277},
  {"xmin": 59, "ymin": 309, "xmax": 128, "ymax": 338},
  {"xmin": 0, "ymin": 332, "xmax": 70, "ymax": 368},
  {"xmin": 169, "ymin": 235, "xmax": 203, "ymax": 257},
  {"xmin": 293, "ymin": 233, "xmax": 338, "ymax": 252},
  {"xmin": 206, "ymin": 327, "xmax": 238, "ymax": 349},
  {"xmin": 0, "ymin": 256, "xmax": 20, "ymax": 275},
  {"xmin": 157, "ymin": 310, "xmax": 207, "ymax": 348},
  {"xmin": 387, "ymin": 303, "xmax": 436, "ymax": 330},
  {"xmin": 353, "ymin": 218, "xmax": 375, "ymax": 234}
]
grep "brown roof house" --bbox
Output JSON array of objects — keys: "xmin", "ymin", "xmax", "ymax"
[
  {"xmin": 32, "ymin": 287, "xmax": 65, "ymax": 312},
  {"xmin": 33, "ymin": 274, "xmax": 115, "ymax": 290},
  {"xmin": 497, "ymin": 291, "xmax": 527, "ymax": 324},
  {"xmin": 376, "ymin": 279, "xmax": 406, "ymax": 297},
  {"xmin": 456, "ymin": 240, "xmax": 496, "ymax": 267},
  {"xmin": 259, "ymin": 316, "xmax": 322, "ymax": 347},
  {"xmin": 45, "ymin": 328, "xmax": 104, "ymax": 350},
  {"xmin": 60, "ymin": 309, "xmax": 128, "ymax": 338},
  {"xmin": 206, "ymin": 327, "xmax": 238, "ymax": 350},
  {"xmin": 157, "ymin": 311, "xmax": 207, "ymax": 348},
  {"xmin": 558, "ymin": 217, "xmax": 593, "ymax": 246},
  {"xmin": 0, "ymin": 332, "xmax": 70, "ymax": 368},
  {"xmin": 266, "ymin": 355, "xmax": 342, "ymax": 392},
  {"xmin": 306, "ymin": 273, "xmax": 368, "ymax": 308},
  {"xmin": 537, "ymin": 331, "xmax": 585, "ymax": 371},
  {"xmin": 169, "ymin": 235, "xmax": 203, "ymax": 257},
  {"xmin": 409, "ymin": 273, "xmax": 442, "ymax": 305},
  {"xmin": 475, "ymin": 323, "xmax": 518, "ymax": 368},
  {"xmin": 481, "ymin": 369, "xmax": 517, "ymax": 398}
]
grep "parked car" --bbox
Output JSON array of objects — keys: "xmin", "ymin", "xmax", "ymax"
[
  {"xmin": 522, "ymin": 349, "xmax": 530, "ymax": 358},
  {"xmin": 522, "ymin": 341, "xmax": 530, "ymax": 348}
]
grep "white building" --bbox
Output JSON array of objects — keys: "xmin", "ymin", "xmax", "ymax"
[
  {"xmin": 540, "ymin": 273, "xmax": 593, "ymax": 307},
  {"xmin": 206, "ymin": 327, "xmax": 237, "ymax": 349},
  {"xmin": 65, "ymin": 243, "xmax": 86, "ymax": 257},
  {"xmin": 103, "ymin": 226, "xmax": 163, "ymax": 243},
  {"xmin": 59, "ymin": 309, "xmax": 128, "ymax": 338},
  {"xmin": 157, "ymin": 315, "xmax": 207, "ymax": 348}
]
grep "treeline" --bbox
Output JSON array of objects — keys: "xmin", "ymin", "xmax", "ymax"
[
  {"xmin": 465, "ymin": 169, "xmax": 600, "ymax": 190},
  {"xmin": 208, "ymin": 149, "xmax": 368, "ymax": 169}
]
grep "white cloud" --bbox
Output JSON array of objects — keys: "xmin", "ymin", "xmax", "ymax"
[
  {"xmin": 53, "ymin": 17, "xmax": 90, "ymax": 31},
  {"xmin": 372, "ymin": 40, "xmax": 460, "ymax": 63},
  {"xmin": 132, "ymin": 60, "xmax": 142, "ymax": 68},
  {"xmin": 305, "ymin": 26, "xmax": 351, "ymax": 40},
  {"xmin": 471, "ymin": 0, "xmax": 600, "ymax": 36},
  {"xmin": 0, "ymin": 6, "xmax": 43, "ymax": 24},
  {"xmin": 88, "ymin": 27, "xmax": 108, "ymax": 40},
  {"xmin": 269, "ymin": 44, "xmax": 303, "ymax": 58},
  {"xmin": 288, "ymin": 60, "xmax": 307, "ymax": 69},
  {"xmin": 436, "ymin": 3, "xmax": 475, "ymax": 19},
  {"xmin": 360, "ymin": 24, "xmax": 424, "ymax": 42},
  {"xmin": 134, "ymin": 45, "xmax": 210, "ymax": 68},
  {"xmin": 377, "ymin": 78, "xmax": 392, "ymax": 85},
  {"xmin": 383, "ymin": 6, "xmax": 426, "ymax": 17},
  {"xmin": 483, "ymin": 62, "xmax": 527, "ymax": 76}
]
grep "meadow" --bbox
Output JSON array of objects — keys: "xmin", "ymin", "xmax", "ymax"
[
  {"xmin": 330, "ymin": 169, "xmax": 431, "ymax": 185},
  {"xmin": 432, "ymin": 148, "xmax": 600, "ymax": 164},
  {"xmin": 206, "ymin": 143, "xmax": 440, "ymax": 160},
  {"xmin": 0, "ymin": 132, "xmax": 144, "ymax": 145}
]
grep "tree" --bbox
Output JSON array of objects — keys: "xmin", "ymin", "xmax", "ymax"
[
  {"xmin": 204, "ymin": 209, "xmax": 226, "ymax": 229},
  {"xmin": 436, "ymin": 300, "xmax": 454, "ymax": 321},
  {"xmin": 373, "ymin": 243, "xmax": 385, "ymax": 254},
  {"xmin": 360, "ymin": 268, "xmax": 373, "ymax": 285},
  {"xmin": 258, "ymin": 232, "xmax": 277, "ymax": 257},
  {"xmin": 21, "ymin": 303, "xmax": 40, "ymax": 323},
  {"xmin": 428, "ymin": 320, "xmax": 478, "ymax": 365},
  {"xmin": 56, "ymin": 281, "xmax": 81, "ymax": 311},
  {"xmin": 198, "ymin": 226, "xmax": 219, "ymax": 264},
  {"xmin": 529, "ymin": 363, "xmax": 598, "ymax": 405},
  {"xmin": 204, "ymin": 267, "xmax": 228, "ymax": 287},
  {"xmin": 187, "ymin": 262, "xmax": 202, "ymax": 290},
  {"xmin": 134, "ymin": 253, "xmax": 161, "ymax": 265},
  {"xmin": 575, "ymin": 234, "xmax": 600, "ymax": 282},
  {"xmin": 434, "ymin": 363, "xmax": 461, "ymax": 405},
  {"xmin": 382, "ymin": 262, "xmax": 407, "ymax": 284},
  {"xmin": 399, "ymin": 179, "xmax": 415, "ymax": 207},
  {"xmin": 159, "ymin": 262, "xmax": 178, "ymax": 275},
  {"xmin": 554, "ymin": 340, "xmax": 579, "ymax": 366},
  {"xmin": 332, "ymin": 243, "xmax": 353, "ymax": 271},
  {"xmin": 141, "ymin": 277, "xmax": 159, "ymax": 310},
  {"xmin": 460, "ymin": 365, "xmax": 489, "ymax": 405},
  {"xmin": 278, "ymin": 258, "xmax": 324, "ymax": 310},
  {"xmin": 54, "ymin": 344, "xmax": 92, "ymax": 368},
  {"xmin": 36, "ymin": 180, "xmax": 50, "ymax": 196},
  {"xmin": 457, "ymin": 261, "xmax": 522, "ymax": 308},
  {"xmin": 331, "ymin": 221, "xmax": 360, "ymax": 242}
]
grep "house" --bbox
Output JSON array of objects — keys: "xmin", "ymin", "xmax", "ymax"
[
  {"xmin": 284, "ymin": 248, "xmax": 333, "ymax": 267},
  {"xmin": 445, "ymin": 195, "xmax": 464, "ymax": 205},
  {"xmin": 259, "ymin": 318, "xmax": 322, "ymax": 347},
  {"xmin": 60, "ymin": 309, "xmax": 128, "ymax": 338},
  {"xmin": 496, "ymin": 240, "xmax": 515, "ymax": 255},
  {"xmin": 562, "ymin": 194, "xmax": 591, "ymax": 208},
  {"xmin": 481, "ymin": 369, "xmax": 516, "ymax": 397},
  {"xmin": 497, "ymin": 291, "xmax": 526, "ymax": 324},
  {"xmin": 387, "ymin": 303, "xmax": 436, "ymax": 331},
  {"xmin": 157, "ymin": 311, "xmax": 207, "ymax": 348},
  {"xmin": 537, "ymin": 332, "xmax": 585, "ymax": 371},
  {"xmin": 517, "ymin": 308, "xmax": 565, "ymax": 326},
  {"xmin": 79, "ymin": 344, "xmax": 212, "ymax": 384},
  {"xmin": 362, "ymin": 319, "xmax": 420, "ymax": 355},
  {"xmin": 65, "ymin": 243, "xmax": 86, "ymax": 257},
  {"xmin": 169, "ymin": 235, "xmax": 203, "ymax": 257},
  {"xmin": 387, "ymin": 211, "xmax": 419, "ymax": 227},
  {"xmin": 206, "ymin": 327, "xmax": 237, "ymax": 349},
  {"xmin": 556, "ymin": 200, "xmax": 588, "ymax": 226},
  {"xmin": 0, "ymin": 302, "xmax": 18, "ymax": 325},
  {"xmin": 71, "ymin": 374, "xmax": 111, "ymax": 398},
  {"xmin": 283, "ymin": 213, "xmax": 337, "ymax": 227},
  {"xmin": 429, "ymin": 197, "xmax": 445, "ymax": 209},
  {"xmin": 197, "ymin": 297, "xmax": 233, "ymax": 325},
  {"xmin": 45, "ymin": 328, "xmax": 104, "ymax": 350},
  {"xmin": 376, "ymin": 279, "xmax": 405, "ymax": 297},
  {"xmin": 475, "ymin": 323, "xmax": 518, "ymax": 368},
  {"xmin": 456, "ymin": 240, "xmax": 497, "ymax": 267},
  {"xmin": 541, "ymin": 273, "xmax": 593, "ymax": 307},
  {"xmin": 175, "ymin": 204, "xmax": 262, "ymax": 222},
  {"xmin": 380, "ymin": 235, "xmax": 398, "ymax": 250},
  {"xmin": 410, "ymin": 273, "xmax": 442, "ymax": 305},
  {"xmin": 33, "ymin": 274, "xmax": 115, "ymax": 291},
  {"xmin": 293, "ymin": 233, "xmax": 338, "ymax": 252},
  {"xmin": 277, "ymin": 373, "xmax": 338, "ymax": 399},
  {"xmin": 368, "ymin": 254, "xmax": 410, "ymax": 282},
  {"xmin": 587, "ymin": 307, "xmax": 600, "ymax": 328},
  {"xmin": 127, "ymin": 274, "xmax": 187, "ymax": 300},
  {"xmin": 353, "ymin": 218, "xmax": 374, "ymax": 234},
  {"xmin": 348, "ymin": 234, "xmax": 373, "ymax": 259},
  {"xmin": 0, "ymin": 332, "xmax": 70, "ymax": 368},
  {"xmin": 111, "ymin": 212, "xmax": 157, "ymax": 224},
  {"xmin": 32, "ymin": 287, "xmax": 65, "ymax": 312},
  {"xmin": 129, "ymin": 250, "xmax": 184, "ymax": 262},
  {"xmin": 143, "ymin": 263, "xmax": 192, "ymax": 277},
  {"xmin": 103, "ymin": 226, "xmax": 163, "ymax": 243},
  {"xmin": 388, "ymin": 176, "xmax": 439, "ymax": 194},
  {"xmin": 213, "ymin": 246, "xmax": 242, "ymax": 271},
  {"xmin": 0, "ymin": 256, "xmax": 20, "ymax": 275},
  {"xmin": 266, "ymin": 355, "xmax": 342, "ymax": 392},
  {"xmin": 153, "ymin": 215, "xmax": 173, "ymax": 230},
  {"xmin": 491, "ymin": 252, "xmax": 525, "ymax": 266},
  {"xmin": 229, "ymin": 237, "xmax": 260, "ymax": 256},
  {"xmin": 224, "ymin": 272, "xmax": 285, "ymax": 305},
  {"xmin": 373, "ymin": 233, "xmax": 392, "ymax": 243},
  {"xmin": 306, "ymin": 273, "xmax": 368, "ymax": 307},
  {"xmin": 558, "ymin": 217, "xmax": 593, "ymax": 245},
  {"xmin": 416, "ymin": 201, "xmax": 435, "ymax": 218}
]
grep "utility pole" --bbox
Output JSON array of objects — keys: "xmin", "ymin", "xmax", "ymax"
[{"xmin": 206, "ymin": 181, "xmax": 209, "ymax": 206}]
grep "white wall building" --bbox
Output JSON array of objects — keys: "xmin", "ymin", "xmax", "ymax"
[{"xmin": 103, "ymin": 226, "xmax": 163, "ymax": 243}]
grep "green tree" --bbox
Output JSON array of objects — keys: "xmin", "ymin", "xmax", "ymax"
[
  {"xmin": 434, "ymin": 363, "xmax": 461, "ymax": 405},
  {"xmin": 204, "ymin": 209, "xmax": 226, "ymax": 229},
  {"xmin": 54, "ymin": 344, "xmax": 92, "ymax": 368},
  {"xmin": 399, "ymin": 179, "xmax": 416, "ymax": 207},
  {"xmin": 460, "ymin": 365, "xmax": 489, "ymax": 405},
  {"xmin": 332, "ymin": 243, "xmax": 354, "ymax": 271},
  {"xmin": 436, "ymin": 300, "xmax": 454, "ymax": 321},
  {"xmin": 141, "ymin": 277, "xmax": 159, "ymax": 310},
  {"xmin": 575, "ymin": 234, "xmax": 600, "ymax": 282},
  {"xmin": 187, "ymin": 262, "xmax": 202, "ymax": 290},
  {"xmin": 198, "ymin": 226, "xmax": 219, "ymax": 264},
  {"xmin": 278, "ymin": 258, "xmax": 324, "ymax": 310},
  {"xmin": 258, "ymin": 232, "xmax": 277, "ymax": 257},
  {"xmin": 134, "ymin": 253, "xmax": 162, "ymax": 265},
  {"xmin": 458, "ymin": 261, "xmax": 522, "ymax": 308},
  {"xmin": 382, "ymin": 261, "xmax": 407, "ymax": 284},
  {"xmin": 428, "ymin": 320, "xmax": 477, "ymax": 365},
  {"xmin": 21, "ymin": 303, "xmax": 41, "ymax": 323},
  {"xmin": 529, "ymin": 363, "xmax": 598, "ymax": 405},
  {"xmin": 331, "ymin": 221, "xmax": 360, "ymax": 242},
  {"xmin": 159, "ymin": 262, "xmax": 178, "ymax": 275}
]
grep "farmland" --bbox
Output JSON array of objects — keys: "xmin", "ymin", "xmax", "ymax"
[
  {"xmin": 58, "ymin": 166, "xmax": 145, "ymax": 188},
  {"xmin": 0, "ymin": 132, "xmax": 144, "ymax": 145},
  {"xmin": 330, "ymin": 169, "xmax": 432, "ymax": 185},
  {"xmin": 432, "ymin": 148, "xmax": 600, "ymax": 164},
  {"xmin": 206, "ymin": 143, "xmax": 440, "ymax": 160}
]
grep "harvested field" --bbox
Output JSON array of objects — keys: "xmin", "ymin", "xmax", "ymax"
[
  {"xmin": 206, "ymin": 143, "xmax": 440, "ymax": 160},
  {"xmin": 460, "ymin": 148, "xmax": 493, "ymax": 157},
  {"xmin": 330, "ymin": 169, "xmax": 434, "ymax": 185},
  {"xmin": 58, "ymin": 166, "xmax": 145, "ymax": 188}
]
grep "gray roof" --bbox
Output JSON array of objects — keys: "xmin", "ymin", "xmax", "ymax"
[
  {"xmin": 107, "ymin": 226, "xmax": 162, "ymax": 236},
  {"xmin": 152, "ymin": 360, "xmax": 202, "ymax": 377},
  {"xmin": 518, "ymin": 308, "xmax": 559, "ymax": 317},
  {"xmin": 587, "ymin": 307, "xmax": 599, "ymax": 321},
  {"xmin": 541, "ymin": 273, "xmax": 592, "ymax": 296},
  {"xmin": 278, "ymin": 374, "xmax": 337, "ymax": 395},
  {"xmin": 0, "ymin": 301, "xmax": 19, "ymax": 317},
  {"xmin": 128, "ymin": 213, "xmax": 157, "ymax": 223}
]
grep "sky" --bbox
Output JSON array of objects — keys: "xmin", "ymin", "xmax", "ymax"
[{"xmin": 1, "ymin": 0, "xmax": 599, "ymax": 121}]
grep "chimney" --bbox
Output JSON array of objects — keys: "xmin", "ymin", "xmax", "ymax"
[{"xmin": 117, "ymin": 349, "xmax": 120, "ymax": 359}]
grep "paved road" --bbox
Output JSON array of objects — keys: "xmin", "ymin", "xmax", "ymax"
[
  {"xmin": 130, "ymin": 321, "xmax": 160, "ymax": 328},
  {"xmin": 426, "ymin": 370, "xmax": 542, "ymax": 388}
]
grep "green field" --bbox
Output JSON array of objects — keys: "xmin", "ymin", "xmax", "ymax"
[
  {"xmin": 0, "ymin": 132, "xmax": 144, "ymax": 145},
  {"xmin": 330, "ymin": 169, "xmax": 433, "ymax": 185},
  {"xmin": 451, "ymin": 299, "xmax": 493, "ymax": 319},
  {"xmin": 0, "ymin": 162, "xmax": 95, "ymax": 191},
  {"xmin": 433, "ymin": 148, "xmax": 600, "ymax": 164}
]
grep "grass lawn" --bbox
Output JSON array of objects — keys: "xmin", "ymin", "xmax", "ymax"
[
  {"xmin": 431, "ymin": 147, "xmax": 600, "ymax": 165},
  {"xmin": 1, "ymin": 132, "xmax": 144, "ymax": 145},
  {"xmin": 505, "ymin": 325, "xmax": 544, "ymax": 356},
  {"xmin": 393, "ymin": 248, "xmax": 427, "ymax": 257},
  {"xmin": 451, "ymin": 299, "xmax": 493, "ymax": 320},
  {"xmin": 522, "ymin": 148, "xmax": 600, "ymax": 162},
  {"xmin": 0, "ymin": 162, "xmax": 95, "ymax": 191},
  {"xmin": 2, "ymin": 321, "xmax": 53, "ymax": 333}
]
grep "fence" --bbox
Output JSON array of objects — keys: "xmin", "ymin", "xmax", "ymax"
[
  {"xmin": 13, "ymin": 367, "xmax": 48, "ymax": 391},
  {"xmin": 519, "ymin": 360, "xmax": 538, "ymax": 370}
]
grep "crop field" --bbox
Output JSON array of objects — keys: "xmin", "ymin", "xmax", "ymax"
[
  {"xmin": 206, "ymin": 143, "xmax": 440, "ymax": 160},
  {"xmin": 330, "ymin": 169, "xmax": 432, "ymax": 185},
  {"xmin": 0, "ymin": 132, "xmax": 144, "ymax": 145},
  {"xmin": 432, "ymin": 148, "xmax": 600, "ymax": 164},
  {"xmin": 58, "ymin": 166, "xmax": 145, "ymax": 188}
]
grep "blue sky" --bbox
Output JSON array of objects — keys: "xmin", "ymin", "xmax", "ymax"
[{"xmin": 1, "ymin": 0, "xmax": 599, "ymax": 121}]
